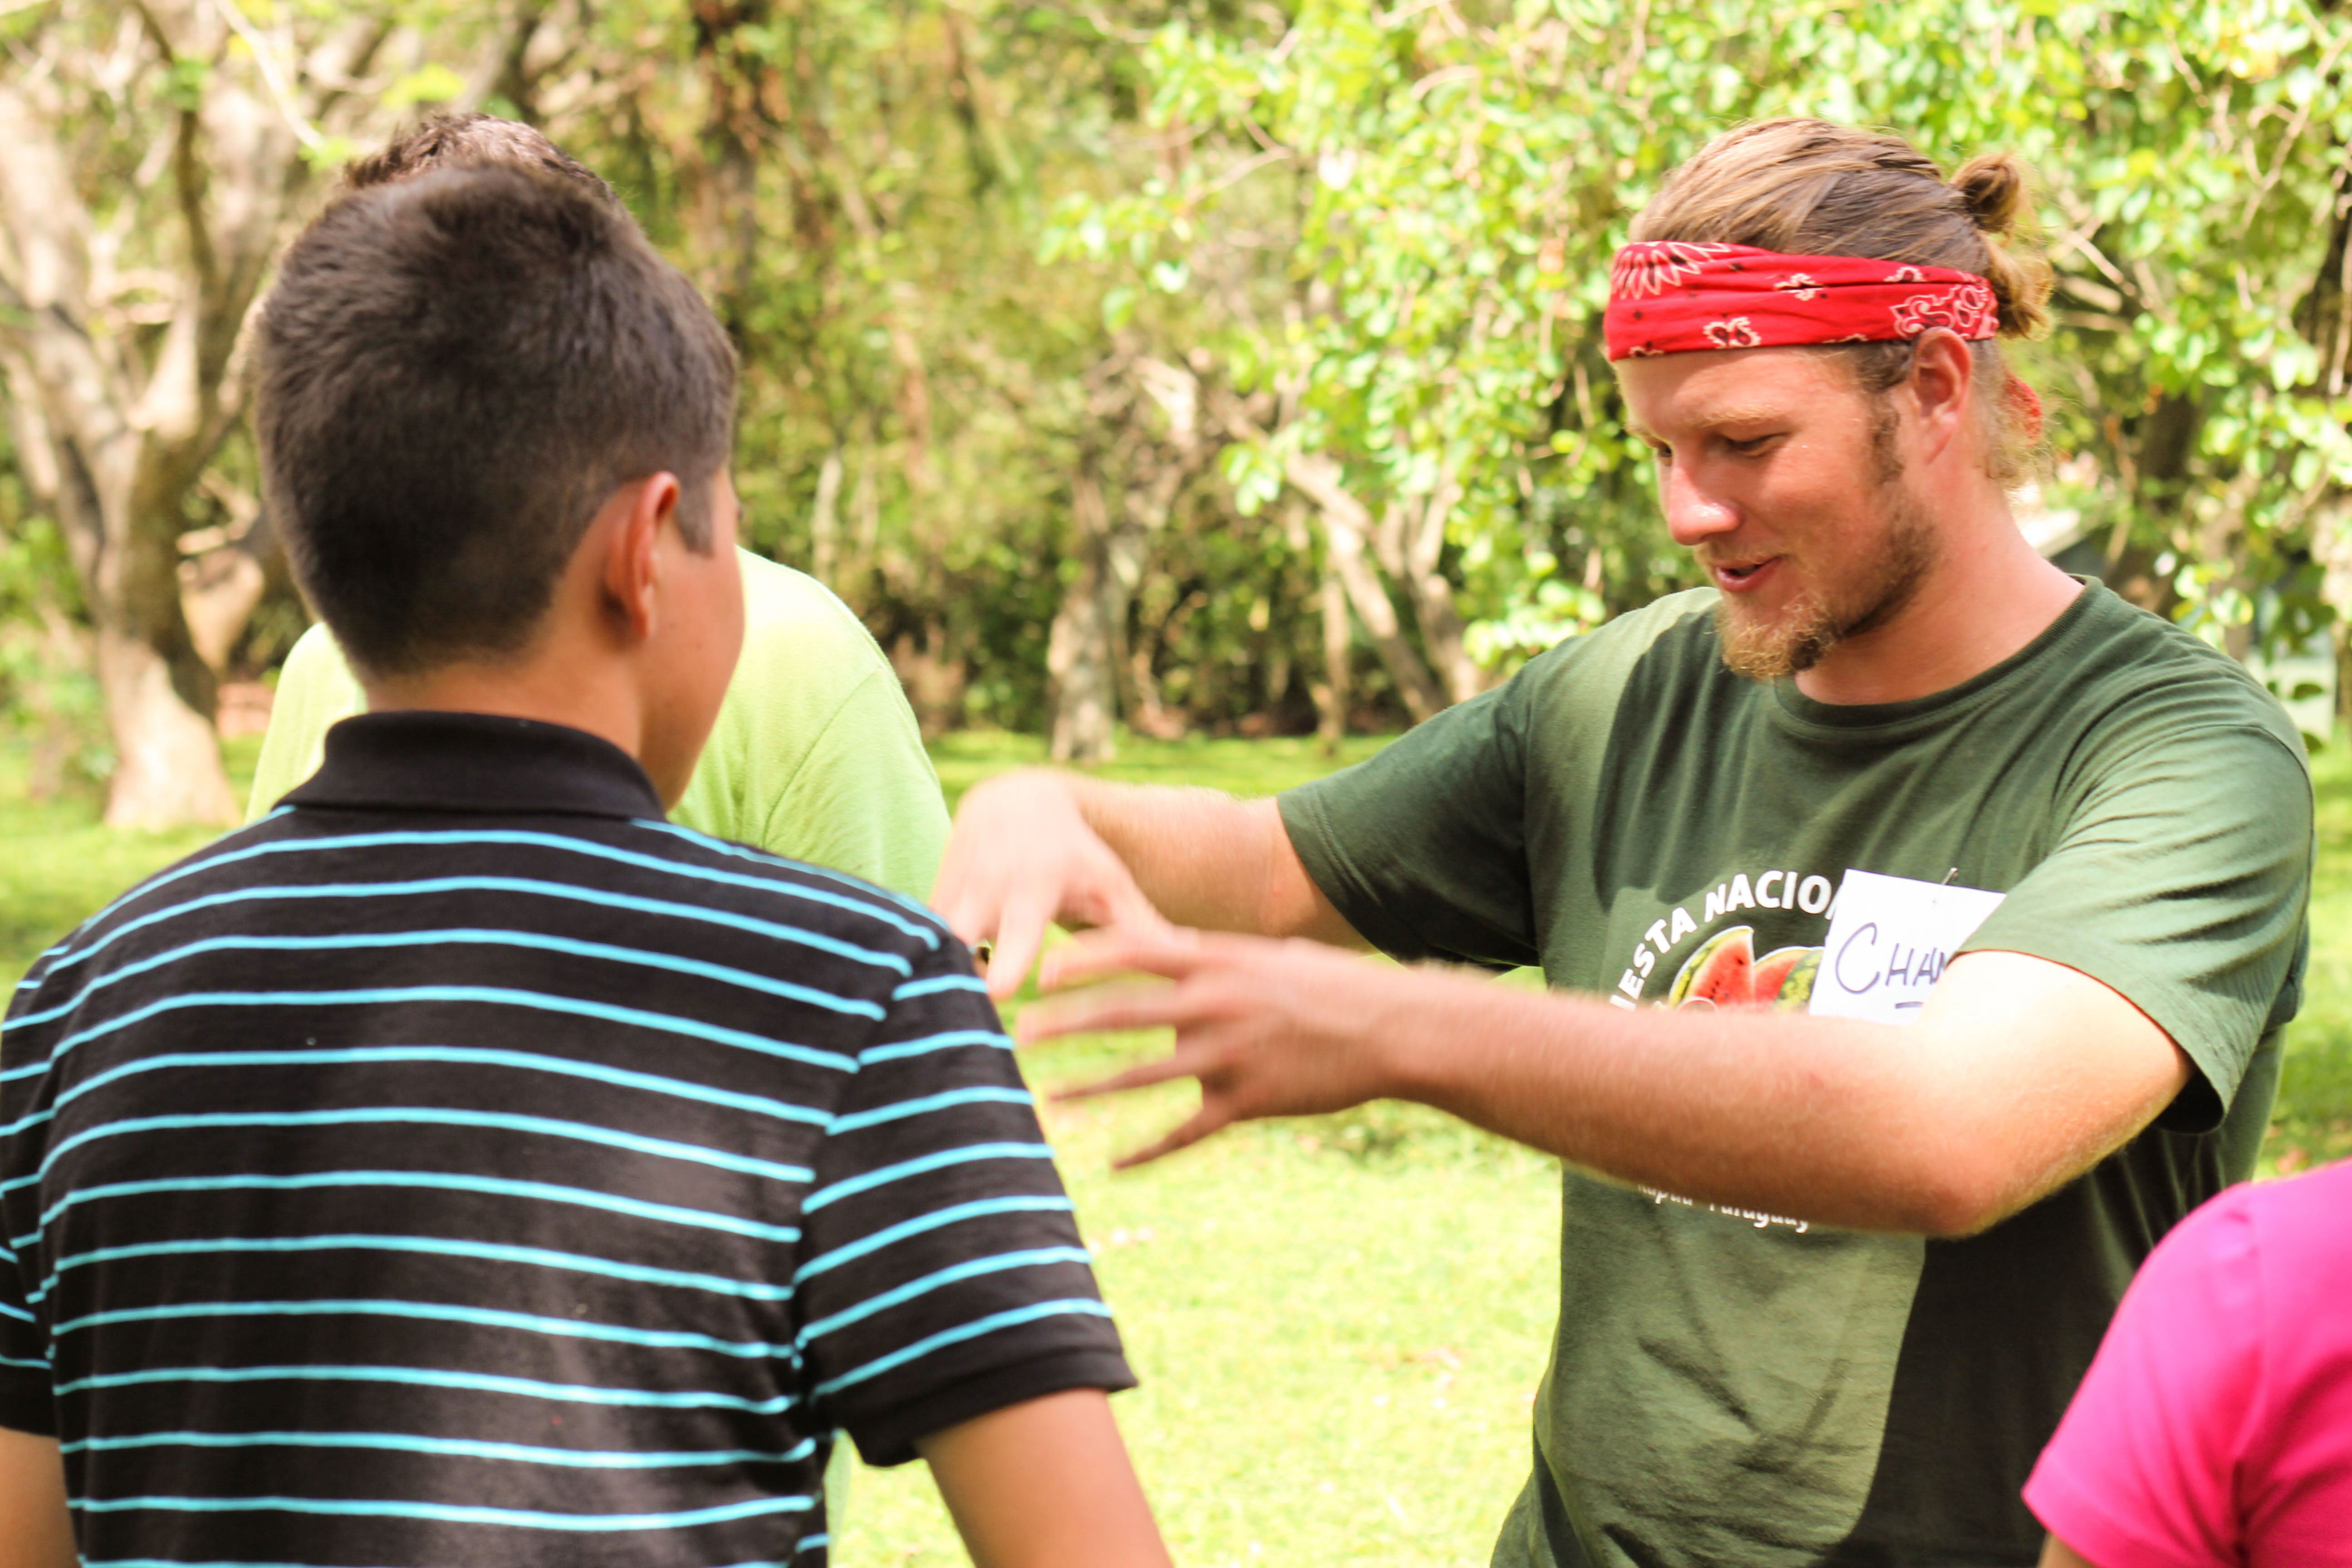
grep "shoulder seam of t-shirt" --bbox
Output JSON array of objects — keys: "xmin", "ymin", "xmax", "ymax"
[
  {"xmin": 753, "ymin": 560, "xmax": 902, "ymax": 681},
  {"xmin": 2097, "ymin": 720, "xmax": 2312, "ymax": 795},
  {"xmin": 760, "ymin": 660, "xmax": 937, "ymax": 842},
  {"xmin": 1279, "ymin": 786, "xmax": 1424, "ymax": 961}
]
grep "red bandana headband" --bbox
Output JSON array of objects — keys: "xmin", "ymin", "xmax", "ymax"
[
  {"xmin": 1603, "ymin": 242, "xmax": 2000, "ymax": 361},
  {"xmin": 1602, "ymin": 240, "xmax": 2040, "ymax": 438}
]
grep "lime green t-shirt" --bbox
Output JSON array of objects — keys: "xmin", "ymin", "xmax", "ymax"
[
  {"xmin": 1278, "ymin": 583, "xmax": 2312, "ymax": 1568},
  {"xmin": 248, "ymin": 551, "xmax": 950, "ymax": 901}
]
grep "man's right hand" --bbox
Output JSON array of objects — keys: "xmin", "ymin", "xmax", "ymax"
[{"xmin": 935, "ymin": 769, "xmax": 1175, "ymax": 1000}]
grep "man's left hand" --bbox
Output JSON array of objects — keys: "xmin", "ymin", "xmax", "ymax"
[{"xmin": 1020, "ymin": 929, "xmax": 1419, "ymax": 1166}]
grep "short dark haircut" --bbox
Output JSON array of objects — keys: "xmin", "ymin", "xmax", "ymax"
[
  {"xmin": 343, "ymin": 113, "xmax": 623, "ymax": 211},
  {"xmin": 255, "ymin": 165, "xmax": 737, "ymax": 677}
]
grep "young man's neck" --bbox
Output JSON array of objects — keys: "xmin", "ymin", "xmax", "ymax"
[
  {"xmin": 1793, "ymin": 487, "xmax": 2082, "ymax": 707},
  {"xmin": 362, "ymin": 651, "xmax": 659, "ymax": 788}
]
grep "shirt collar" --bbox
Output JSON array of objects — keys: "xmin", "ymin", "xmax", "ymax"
[{"xmin": 283, "ymin": 710, "xmax": 666, "ymax": 820}]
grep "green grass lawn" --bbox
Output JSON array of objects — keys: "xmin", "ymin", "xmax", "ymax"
[
  {"xmin": 1, "ymin": 723, "xmax": 2345, "ymax": 1566},
  {"xmin": 0, "ymin": 735, "xmax": 262, "ymax": 982},
  {"xmin": 861, "ymin": 731, "xmax": 1558, "ymax": 1566},
  {"xmin": 2265, "ymin": 735, "xmax": 2352, "ymax": 1174}
]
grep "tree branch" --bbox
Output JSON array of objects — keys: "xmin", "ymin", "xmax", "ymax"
[{"xmin": 201, "ymin": 0, "xmax": 323, "ymax": 149}]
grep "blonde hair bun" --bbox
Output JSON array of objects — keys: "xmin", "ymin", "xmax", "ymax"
[{"xmin": 1951, "ymin": 152, "xmax": 2031, "ymax": 239}]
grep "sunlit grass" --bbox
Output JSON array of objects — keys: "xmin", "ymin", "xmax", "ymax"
[
  {"xmin": 855, "ymin": 728, "xmax": 1553, "ymax": 1566},
  {"xmin": 839, "ymin": 1037, "xmax": 1558, "ymax": 1568},
  {"xmin": 0, "ymin": 735, "xmax": 260, "ymax": 980},
  {"xmin": 2264, "ymin": 735, "xmax": 2352, "ymax": 1175}
]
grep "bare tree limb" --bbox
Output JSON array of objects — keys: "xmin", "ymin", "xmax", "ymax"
[
  {"xmin": 1283, "ymin": 452, "xmax": 1448, "ymax": 721},
  {"xmin": 201, "ymin": 0, "xmax": 325, "ymax": 149}
]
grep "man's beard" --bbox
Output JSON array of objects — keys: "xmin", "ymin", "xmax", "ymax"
[{"xmin": 1715, "ymin": 472, "xmax": 1940, "ymax": 683}]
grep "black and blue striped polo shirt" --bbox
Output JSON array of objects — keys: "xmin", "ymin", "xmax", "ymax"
[{"xmin": 0, "ymin": 710, "xmax": 1131, "ymax": 1567}]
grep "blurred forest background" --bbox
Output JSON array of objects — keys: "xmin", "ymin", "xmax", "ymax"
[{"xmin": 8, "ymin": 0, "xmax": 2352, "ymax": 828}]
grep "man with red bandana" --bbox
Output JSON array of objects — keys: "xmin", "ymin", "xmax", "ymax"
[{"xmin": 937, "ymin": 120, "xmax": 2313, "ymax": 1566}]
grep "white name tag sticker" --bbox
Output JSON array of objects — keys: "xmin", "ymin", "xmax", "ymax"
[{"xmin": 1809, "ymin": 870, "xmax": 2006, "ymax": 1026}]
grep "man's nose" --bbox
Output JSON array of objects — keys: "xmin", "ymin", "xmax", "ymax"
[{"xmin": 1661, "ymin": 461, "xmax": 1741, "ymax": 547}]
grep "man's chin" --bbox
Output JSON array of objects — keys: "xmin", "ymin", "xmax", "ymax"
[{"xmin": 1715, "ymin": 599, "xmax": 1834, "ymax": 682}]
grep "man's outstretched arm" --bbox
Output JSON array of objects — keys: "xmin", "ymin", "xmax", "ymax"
[
  {"xmin": 917, "ymin": 1388, "xmax": 1171, "ymax": 1568},
  {"xmin": 1023, "ymin": 935, "xmax": 2189, "ymax": 1237},
  {"xmin": 0, "ymin": 1428, "xmax": 76, "ymax": 1568},
  {"xmin": 936, "ymin": 771, "xmax": 1362, "ymax": 999}
]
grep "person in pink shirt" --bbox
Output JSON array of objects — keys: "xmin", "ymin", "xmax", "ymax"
[{"xmin": 2024, "ymin": 1157, "xmax": 2352, "ymax": 1566}]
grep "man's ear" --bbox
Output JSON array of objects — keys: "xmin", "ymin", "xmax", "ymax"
[
  {"xmin": 1905, "ymin": 329, "xmax": 1976, "ymax": 459},
  {"xmin": 600, "ymin": 472, "xmax": 684, "ymax": 642}
]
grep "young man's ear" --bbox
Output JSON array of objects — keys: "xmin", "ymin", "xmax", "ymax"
[
  {"xmin": 1904, "ymin": 328, "xmax": 1977, "ymax": 460},
  {"xmin": 600, "ymin": 472, "xmax": 684, "ymax": 642}
]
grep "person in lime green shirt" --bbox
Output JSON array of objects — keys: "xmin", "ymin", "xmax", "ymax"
[{"xmin": 250, "ymin": 548, "xmax": 949, "ymax": 900}]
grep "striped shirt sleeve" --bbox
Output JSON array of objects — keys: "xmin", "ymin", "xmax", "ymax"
[
  {"xmin": 0, "ymin": 963, "xmax": 59, "ymax": 1435},
  {"xmin": 796, "ymin": 938, "xmax": 1132, "ymax": 1465}
]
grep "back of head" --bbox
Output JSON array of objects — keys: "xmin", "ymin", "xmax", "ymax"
[
  {"xmin": 342, "ymin": 112, "xmax": 623, "ymax": 211},
  {"xmin": 1631, "ymin": 118, "xmax": 2052, "ymax": 480},
  {"xmin": 255, "ymin": 165, "xmax": 737, "ymax": 677}
]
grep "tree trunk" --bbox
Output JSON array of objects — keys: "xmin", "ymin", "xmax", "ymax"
[
  {"xmin": 1402, "ymin": 478, "xmax": 1486, "ymax": 704},
  {"xmin": 688, "ymin": 0, "xmax": 775, "ymax": 334},
  {"xmin": 1283, "ymin": 453, "xmax": 1447, "ymax": 723},
  {"xmin": 808, "ymin": 443, "xmax": 845, "ymax": 586},
  {"xmin": 179, "ymin": 544, "xmax": 268, "ymax": 674},
  {"xmin": 1047, "ymin": 465, "xmax": 1119, "ymax": 762},
  {"xmin": 1108, "ymin": 439, "xmax": 1187, "ymax": 740},
  {"xmin": 100, "ymin": 452, "xmax": 236, "ymax": 827},
  {"xmin": 95, "ymin": 625, "xmax": 236, "ymax": 829},
  {"xmin": 1, "ymin": 359, "xmax": 238, "ymax": 828},
  {"xmin": 1315, "ymin": 565, "xmax": 1351, "ymax": 753}
]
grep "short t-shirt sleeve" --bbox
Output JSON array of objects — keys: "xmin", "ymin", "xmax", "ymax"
[
  {"xmin": 1278, "ymin": 679, "xmax": 1538, "ymax": 969},
  {"xmin": 1963, "ymin": 720, "xmax": 2311, "ymax": 1129},
  {"xmin": 0, "ymin": 1221, "xmax": 49, "ymax": 1436},
  {"xmin": 2022, "ymin": 1184, "xmax": 2259, "ymax": 1567},
  {"xmin": 0, "ymin": 980, "xmax": 57, "ymax": 1434},
  {"xmin": 762, "ymin": 665, "xmax": 949, "ymax": 903},
  {"xmin": 795, "ymin": 939, "xmax": 1132, "ymax": 1465}
]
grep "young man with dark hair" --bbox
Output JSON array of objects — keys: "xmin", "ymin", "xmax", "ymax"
[
  {"xmin": 249, "ymin": 113, "xmax": 951, "ymax": 903},
  {"xmin": 0, "ymin": 164, "xmax": 1166, "ymax": 1568},
  {"xmin": 938, "ymin": 119, "xmax": 2313, "ymax": 1566}
]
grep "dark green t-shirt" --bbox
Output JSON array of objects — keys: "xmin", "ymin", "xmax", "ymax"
[{"xmin": 1279, "ymin": 583, "xmax": 2312, "ymax": 1568}]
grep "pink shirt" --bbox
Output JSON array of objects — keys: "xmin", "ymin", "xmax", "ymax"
[{"xmin": 2024, "ymin": 1160, "xmax": 2352, "ymax": 1567}]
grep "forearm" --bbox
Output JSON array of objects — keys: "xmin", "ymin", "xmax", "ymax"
[
  {"xmin": 1380, "ymin": 972, "xmax": 1960, "ymax": 1230},
  {"xmin": 0, "ymin": 1428, "xmax": 74, "ymax": 1568},
  {"xmin": 1067, "ymin": 777, "xmax": 1360, "ymax": 944},
  {"xmin": 1374, "ymin": 958, "xmax": 2178, "ymax": 1235},
  {"xmin": 917, "ymin": 1388, "xmax": 1169, "ymax": 1568}
]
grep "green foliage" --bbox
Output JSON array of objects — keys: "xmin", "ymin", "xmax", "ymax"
[
  {"xmin": 39, "ymin": 0, "xmax": 2352, "ymax": 756},
  {"xmin": 384, "ymin": 64, "xmax": 467, "ymax": 109},
  {"xmin": 0, "ymin": 450, "xmax": 109, "ymax": 798},
  {"xmin": 1059, "ymin": 0, "xmax": 2352, "ymax": 671}
]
